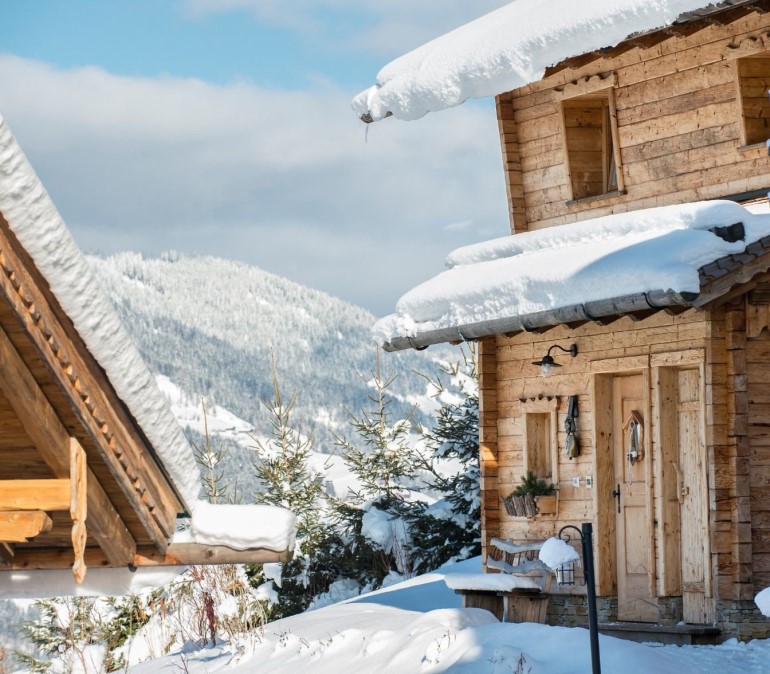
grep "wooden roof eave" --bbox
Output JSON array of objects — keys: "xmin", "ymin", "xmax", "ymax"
[
  {"xmin": 7, "ymin": 543, "xmax": 295, "ymax": 572},
  {"xmin": 544, "ymin": 0, "xmax": 770, "ymax": 79},
  {"xmin": 382, "ymin": 288, "xmax": 698, "ymax": 352},
  {"xmin": 384, "ymin": 234, "xmax": 770, "ymax": 352},
  {"xmin": 0, "ymin": 214, "xmax": 184, "ymax": 552}
]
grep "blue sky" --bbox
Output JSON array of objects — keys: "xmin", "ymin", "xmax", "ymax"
[
  {"xmin": 1, "ymin": 0, "xmax": 373, "ymax": 88},
  {"xmin": 0, "ymin": 1, "xmax": 509, "ymax": 315}
]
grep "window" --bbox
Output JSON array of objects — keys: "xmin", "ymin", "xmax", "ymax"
[
  {"xmin": 736, "ymin": 55, "xmax": 770, "ymax": 147},
  {"xmin": 562, "ymin": 89, "xmax": 624, "ymax": 201},
  {"xmin": 520, "ymin": 397, "xmax": 559, "ymax": 483},
  {"xmin": 524, "ymin": 412, "xmax": 553, "ymax": 479}
]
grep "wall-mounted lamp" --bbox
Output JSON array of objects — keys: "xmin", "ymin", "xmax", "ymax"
[{"xmin": 532, "ymin": 343, "xmax": 578, "ymax": 377}]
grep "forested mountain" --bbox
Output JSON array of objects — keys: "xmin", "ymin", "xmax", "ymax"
[{"xmin": 88, "ymin": 251, "xmax": 449, "ymax": 453}]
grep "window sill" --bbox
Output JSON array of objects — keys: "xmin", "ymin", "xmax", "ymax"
[
  {"xmin": 565, "ymin": 189, "xmax": 627, "ymax": 207},
  {"xmin": 737, "ymin": 142, "xmax": 768, "ymax": 155}
]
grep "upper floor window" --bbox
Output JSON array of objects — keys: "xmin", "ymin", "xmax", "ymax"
[
  {"xmin": 561, "ymin": 88, "xmax": 624, "ymax": 202},
  {"xmin": 736, "ymin": 55, "xmax": 770, "ymax": 147}
]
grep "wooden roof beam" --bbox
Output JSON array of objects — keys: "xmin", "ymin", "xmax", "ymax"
[
  {"xmin": 0, "ymin": 324, "xmax": 136, "ymax": 567},
  {"xmin": 7, "ymin": 543, "xmax": 294, "ymax": 571},
  {"xmin": 136, "ymin": 544, "xmax": 294, "ymax": 566},
  {"xmin": 0, "ymin": 479, "xmax": 70, "ymax": 511},
  {"xmin": 0, "ymin": 511, "xmax": 52, "ymax": 543},
  {"xmin": 0, "ymin": 543, "xmax": 13, "ymax": 565}
]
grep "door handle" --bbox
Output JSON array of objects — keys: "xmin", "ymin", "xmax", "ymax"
[
  {"xmin": 671, "ymin": 461, "xmax": 687, "ymax": 504},
  {"xmin": 612, "ymin": 484, "xmax": 621, "ymax": 514}
]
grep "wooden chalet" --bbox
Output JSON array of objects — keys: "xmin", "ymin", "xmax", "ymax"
[
  {"xmin": 0, "ymin": 118, "xmax": 294, "ymax": 592},
  {"xmin": 358, "ymin": 0, "xmax": 770, "ymax": 641}
]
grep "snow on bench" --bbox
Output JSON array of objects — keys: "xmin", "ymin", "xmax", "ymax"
[
  {"xmin": 445, "ymin": 572, "xmax": 542, "ymax": 593},
  {"xmin": 445, "ymin": 538, "xmax": 553, "ymax": 623}
]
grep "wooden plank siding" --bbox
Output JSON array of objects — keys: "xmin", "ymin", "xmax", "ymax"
[
  {"xmin": 480, "ymin": 306, "xmax": 748, "ymax": 604},
  {"xmin": 497, "ymin": 11, "xmax": 770, "ymax": 233},
  {"xmin": 746, "ymin": 299, "xmax": 770, "ymax": 594},
  {"xmin": 478, "ymin": 337, "xmax": 499, "ymax": 568}
]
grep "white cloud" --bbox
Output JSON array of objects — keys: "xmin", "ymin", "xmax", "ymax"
[
  {"xmin": 182, "ymin": 0, "xmax": 510, "ymax": 58},
  {"xmin": 0, "ymin": 55, "xmax": 508, "ymax": 315}
]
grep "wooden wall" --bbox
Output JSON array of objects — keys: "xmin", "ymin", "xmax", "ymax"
[
  {"xmin": 746, "ymin": 302, "xmax": 770, "ymax": 595},
  {"xmin": 480, "ymin": 305, "xmax": 753, "ymax": 606},
  {"xmin": 497, "ymin": 11, "xmax": 770, "ymax": 234}
]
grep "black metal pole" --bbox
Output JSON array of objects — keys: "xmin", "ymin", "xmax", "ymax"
[{"xmin": 581, "ymin": 522, "xmax": 601, "ymax": 674}]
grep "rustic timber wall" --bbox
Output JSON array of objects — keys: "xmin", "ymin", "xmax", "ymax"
[
  {"xmin": 481, "ymin": 307, "xmax": 756, "ymax": 615},
  {"xmin": 746, "ymin": 301, "xmax": 770, "ymax": 595},
  {"xmin": 478, "ymin": 337, "xmax": 499, "ymax": 567},
  {"xmin": 497, "ymin": 10, "xmax": 770, "ymax": 233}
]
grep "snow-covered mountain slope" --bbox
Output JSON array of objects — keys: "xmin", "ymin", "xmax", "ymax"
[{"xmin": 87, "ymin": 252, "xmax": 451, "ymax": 496}]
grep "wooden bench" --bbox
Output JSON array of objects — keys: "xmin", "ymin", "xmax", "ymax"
[{"xmin": 445, "ymin": 538, "xmax": 552, "ymax": 623}]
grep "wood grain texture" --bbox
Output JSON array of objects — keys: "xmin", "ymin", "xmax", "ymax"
[
  {"xmin": 0, "ymin": 214, "xmax": 182, "ymax": 548},
  {"xmin": 0, "ymin": 479, "xmax": 70, "ymax": 511},
  {"xmin": 0, "ymin": 511, "xmax": 52, "ymax": 542},
  {"xmin": 500, "ymin": 11, "xmax": 770, "ymax": 234},
  {"xmin": 0, "ymin": 322, "xmax": 135, "ymax": 565}
]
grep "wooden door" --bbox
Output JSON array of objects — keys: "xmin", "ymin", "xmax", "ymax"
[
  {"xmin": 677, "ymin": 368, "xmax": 713, "ymax": 623},
  {"xmin": 613, "ymin": 374, "xmax": 656, "ymax": 622}
]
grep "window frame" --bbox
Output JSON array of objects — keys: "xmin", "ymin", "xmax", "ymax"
[
  {"xmin": 520, "ymin": 398, "xmax": 559, "ymax": 486},
  {"xmin": 560, "ymin": 86, "xmax": 625, "ymax": 204},
  {"xmin": 735, "ymin": 53, "xmax": 770, "ymax": 149}
]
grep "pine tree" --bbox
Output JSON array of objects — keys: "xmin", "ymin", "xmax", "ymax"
[
  {"xmin": 407, "ymin": 352, "xmax": 481, "ymax": 573},
  {"xmin": 336, "ymin": 347, "xmax": 417, "ymax": 504},
  {"xmin": 333, "ymin": 347, "xmax": 421, "ymax": 582},
  {"xmin": 249, "ymin": 354, "xmax": 337, "ymax": 618},
  {"xmin": 17, "ymin": 597, "xmax": 106, "ymax": 673}
]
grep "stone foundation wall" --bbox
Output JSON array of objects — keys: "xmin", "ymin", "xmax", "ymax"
[
  {"xmin": 715, "ymin": 600, "xmax": 770, "ymax": 641},
  {"xmin": 546, "ymin": 595, "xmax": 770, "ymax": 641},
  {"xmin": 546, "ymin": 595, "xmax": 617, "ymax": 627}
]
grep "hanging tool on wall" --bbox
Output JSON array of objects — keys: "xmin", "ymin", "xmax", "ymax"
[{"xmin": 564, "ymin": 395, "xmax": 579, "ymax": 459}]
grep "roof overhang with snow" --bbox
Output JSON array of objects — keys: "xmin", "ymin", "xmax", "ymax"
[
  {"xmin": 0, "ymin": 117, "xmax": 296, "ymax": 591},
  {"xmin": 375, "ymin": 201, "xmax": 770, "ymax": 351},
  {"xmin": 352, "ymin": 0, "xmax": 765, "ymax": 124}
]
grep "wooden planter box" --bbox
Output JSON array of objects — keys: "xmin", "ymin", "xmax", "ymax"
[
  {"xmin": 501, "ymin": 494, "xmax": 557, "ymax": 517},
  {"xmin": 534, "ymin": 494, "xmax": 557, "ymax": 515}
]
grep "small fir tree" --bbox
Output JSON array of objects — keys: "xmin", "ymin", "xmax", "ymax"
[
  {"xmin": 407, "ymin": 352, "xmax": 481, "ymax": 573},
  {"xmin": 191, "ymin": 398, "xmax": 233, "ymax": 503},
  {"xmin": 249, "ymin": 354, "xmax": 336, "ymax": 618},
  {"xmin": 332, "ymin": 347, "xmax": 421, "ymax": 583}
]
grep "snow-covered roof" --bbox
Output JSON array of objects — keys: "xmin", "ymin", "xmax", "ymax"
[
  {"xmin": 375, "ymin": 200, "xmax": 770, "ymax": 351},
  {"xmin": 352, "ymin": 0, "xmax": 738, "ymax": 123},
  {"xmin": 0, "ymin": 116, "xmax": 296, "ymax": 557},
  {"xmin": 0, "ymin": 116, "xmax": 201, "ymax": 507}
]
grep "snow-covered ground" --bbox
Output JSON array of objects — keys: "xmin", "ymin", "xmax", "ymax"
[{"xmin": 122, "ymin": 557, "xmax": 770, "ymax": 674}]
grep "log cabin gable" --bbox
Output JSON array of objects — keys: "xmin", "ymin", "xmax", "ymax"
[
  {"xmin": 0, "ymin": 213, "xmax": 182, "ymax": 552},
  {"xmin": 0, "ymin": 118, "xmax": 297, "ymax": 589},
  {"xmin": 498, "ymin": 4, "xmax": 770, "ymax": 234}
]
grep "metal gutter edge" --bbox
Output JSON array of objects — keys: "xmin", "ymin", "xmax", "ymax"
[{"xmin": 382, "ymin": 289, "xmax": 698, "ymax": 352}]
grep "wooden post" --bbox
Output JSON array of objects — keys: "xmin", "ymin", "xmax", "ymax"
[{"xmin": 70, "ymin": 438, "xmax": 87, "ymax": 584}]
